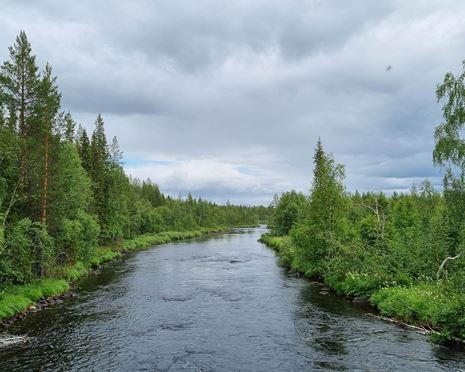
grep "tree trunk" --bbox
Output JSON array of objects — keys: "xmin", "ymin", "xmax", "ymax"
[{"xmin": 41, "ymin": 133, "xmax": 49, "ymax": 226}]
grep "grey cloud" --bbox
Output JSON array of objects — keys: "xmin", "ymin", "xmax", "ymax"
[{"xmin": 1, "ymin": 0, "xmax": 465, "ymax": 204}]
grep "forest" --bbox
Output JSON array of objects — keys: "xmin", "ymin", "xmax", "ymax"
[
  {"xmin": 262, "ymin": 63, "xmax": 465, "ymax": 343},
  {"xmin": 0, "ymin": 32, "xmax": 268, "ymax": 319}
]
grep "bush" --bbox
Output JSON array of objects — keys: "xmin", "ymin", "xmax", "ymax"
[
  {"xmin": 63, "ymin": 261, "xmax": 88, "ymax": 281},
  {"xmin": 371, "ymin": 282, "xmax": 465, "ymax": 341}
]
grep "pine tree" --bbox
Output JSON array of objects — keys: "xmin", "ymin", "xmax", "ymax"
[
  {"xmin": 0, "ymin": 31, "xmax": 40, "ymax": 194},
  {"xmin": 37, "ymin": 63, "xmax": 61, "ymax": 226}
]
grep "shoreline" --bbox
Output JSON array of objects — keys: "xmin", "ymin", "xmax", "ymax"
[
  {"xmin": 0, "ymin": 227, "xmax": 235, "ymax": 329},
  {"xmin": 258, "ymin": 233, "xmax": 465, "ymax": 346}
]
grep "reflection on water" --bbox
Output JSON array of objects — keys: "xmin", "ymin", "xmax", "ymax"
[{"xmin": 1, "ymin": 227, "xmax": 464, "ymax": 371}]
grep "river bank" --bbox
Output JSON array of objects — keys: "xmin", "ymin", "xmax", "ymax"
[
  {"xmin": 2, "ymin": 226, "xmax": 464, "ymax": 370},
  {"xmin": 259, "ymin": 233, "xmax": 465, "ymax": 344},
  {"xmin": 0, "ymin": 227, "xmax": 228, "ymax": 327}
]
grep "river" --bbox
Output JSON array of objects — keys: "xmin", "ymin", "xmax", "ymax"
[{"xmin": 1, "ymin": 227, "xmax": 465, "ymax": 371}]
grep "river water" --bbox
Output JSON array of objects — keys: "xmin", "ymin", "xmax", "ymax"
[{"xmin": 1, "ymin": 227, "xmax": 465, "ymax": 371}]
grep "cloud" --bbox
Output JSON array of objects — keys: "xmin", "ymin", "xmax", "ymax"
[
  {"xmin": 126, "ymin": 157, "xmax": 293, "ymax": 205},
  {"xmin": 1, "ymin": 0, "xmax": 465, "ymax": 204}
]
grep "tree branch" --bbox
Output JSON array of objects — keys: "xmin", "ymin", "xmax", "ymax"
[{"xmin": 437, "ymin": 252, "xmax": 464, "ymax": 279}]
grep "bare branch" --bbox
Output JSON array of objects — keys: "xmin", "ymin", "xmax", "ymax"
[{"xmin": 437, "ymin": 252, "xmax": 464, "ymax": 279}]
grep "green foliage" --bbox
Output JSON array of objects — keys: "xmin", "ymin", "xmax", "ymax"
[
  {"xmin": 0, "ymin": 294, "xmax": 31, "ymax": 319},
  {"xmin": 259, "ymin": 234, "xmax": 297, "ymax": 270},
  {"xmin": 433, "ymin": 61, "xmax": 465, "ymax": 170},
  {"xmin": 122, "ymin": 229, "xmax": 220, "ymax": 251},
  {"xmin": 265, "ymin": 134, "xmax": 465, "ymax": 341},
  {"xmin": 271, "ymin": 191, "xmax": 307, "ymax": 235},
  {"xmin": 63, "ymin": 261, "xmax": 88, "ymax": 282},
  {"xmin": 327, "ymin": 272, "xmax": 385, "ymax": 298},
  {"xmin": 0, "ymin": 31, "xmax": 270, "ymax": 322},
  {"xmin": 371, "ymin": 283, "xmax": 465, "ymax": 341},
  {"xmin": 289, "ymin": 140, "xmax": 348, "ymax": 278},
  {"xmin": 1, "ymin": 218, "xmax": 53, "ymax": 284}
]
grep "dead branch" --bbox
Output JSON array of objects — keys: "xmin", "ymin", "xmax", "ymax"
[{"xmin": 437, "ymin": 252, "xmax": 464, "ymax": 280}]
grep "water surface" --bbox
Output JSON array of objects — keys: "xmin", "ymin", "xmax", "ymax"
[{"xmin": 1, "ymin": 227, "xmax": 465, "ymax": 371}]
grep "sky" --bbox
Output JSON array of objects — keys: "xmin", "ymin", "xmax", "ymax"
[{"xmin": 1, "ymin": 1, "xmax": 465, "ymax": 205}]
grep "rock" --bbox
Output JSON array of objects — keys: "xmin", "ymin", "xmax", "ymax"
[
  {"xmin": 0, "ymin": 335, "xmax": 30, "ymax": 347},
  {"xmin": 29, "ymin": 305, "xmax": 38, "ymax": 312},
  {"xmin": 345, "ymin": 295, "xmax": 354, "ymax": 301},
  {"xmin": 352, "ymin": 297, "xmax": 368, "ymax": 305}
]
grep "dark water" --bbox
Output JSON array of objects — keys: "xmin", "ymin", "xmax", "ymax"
[{"xmin": 1, "ymin": 227, "xmax": 465, "ymax": 371}]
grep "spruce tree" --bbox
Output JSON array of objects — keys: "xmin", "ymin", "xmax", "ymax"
[
  {"xmin": 90, "ymin": 114, "xmax": 109, "ymax": 234},
  {"xmin": 77, "ymin": 128, "xmax": 92, "ymax": 173},
  {"xmin": 291, "ymin": 140, "xmax": 347, "ymax": 277},
  {"xmin": 63, "ymin": 111, "xmax": 75, "ymax": 143},
  {"xmin": 109, "ymin": 136, "xmax": 123, "ymax": 167}
]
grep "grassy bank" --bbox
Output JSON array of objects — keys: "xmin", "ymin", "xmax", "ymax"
[
  {"xmin": 259, "ymin": 233, "xmax": 465, "ymax": 343},
  {"xmin": 0, "ymin": 228, "xmax": 225, "ymax": 323}
]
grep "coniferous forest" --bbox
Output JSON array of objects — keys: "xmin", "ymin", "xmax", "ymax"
[
  {"xmin": 0, "ymin": 32, "xmax": 269, "ymax": 318},
  {"xmin": 262, "ymin": 63, "xmax": 465, "ymax": 342}
]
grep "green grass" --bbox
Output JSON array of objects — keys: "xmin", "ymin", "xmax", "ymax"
[
  {"xmin": 89, "ymin": 249, "xmax": 122, "ymax": 267},
  {"xmin": 370, "ymin": 282, "xmax": 465, "ymax": 341},
  {"xmin": 123, "ymin": 228, "xmax": 223, "ymax": 251},
  {"xmin": 259, "ymin": 234, "xmax": 307, "ymax": 273},
  {"xmin": 63, "ymin": 261, "xmax": 88, "ymax": 281},
  {"xmin": 326, "ymin": 272, "xmax": 385, "ymax": 298},
  {"xmin": 0, "ymin": 279, "xmax": 69, "ymax": 319}
]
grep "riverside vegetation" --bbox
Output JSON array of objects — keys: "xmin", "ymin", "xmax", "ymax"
[
  {"xmin": 0, "ymin": 32, "xmax": 270, "ymax": 322},
  {"xmin": 262, "ymin": 61, "xmax": 465, "ymax": 344}
]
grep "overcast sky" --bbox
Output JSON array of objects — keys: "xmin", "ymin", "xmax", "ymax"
[{"xmin": 1, "ymin": 1, "xmax": 465, "ymax": 205}]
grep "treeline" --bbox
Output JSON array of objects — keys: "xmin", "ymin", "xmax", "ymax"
[
  {"xmin": 265, "ymin": 62, "xmax": 465, "ymax": 342},
  {"xmin": 0, "ymin": 32, "xmax": 268, "ymax": 287}
]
